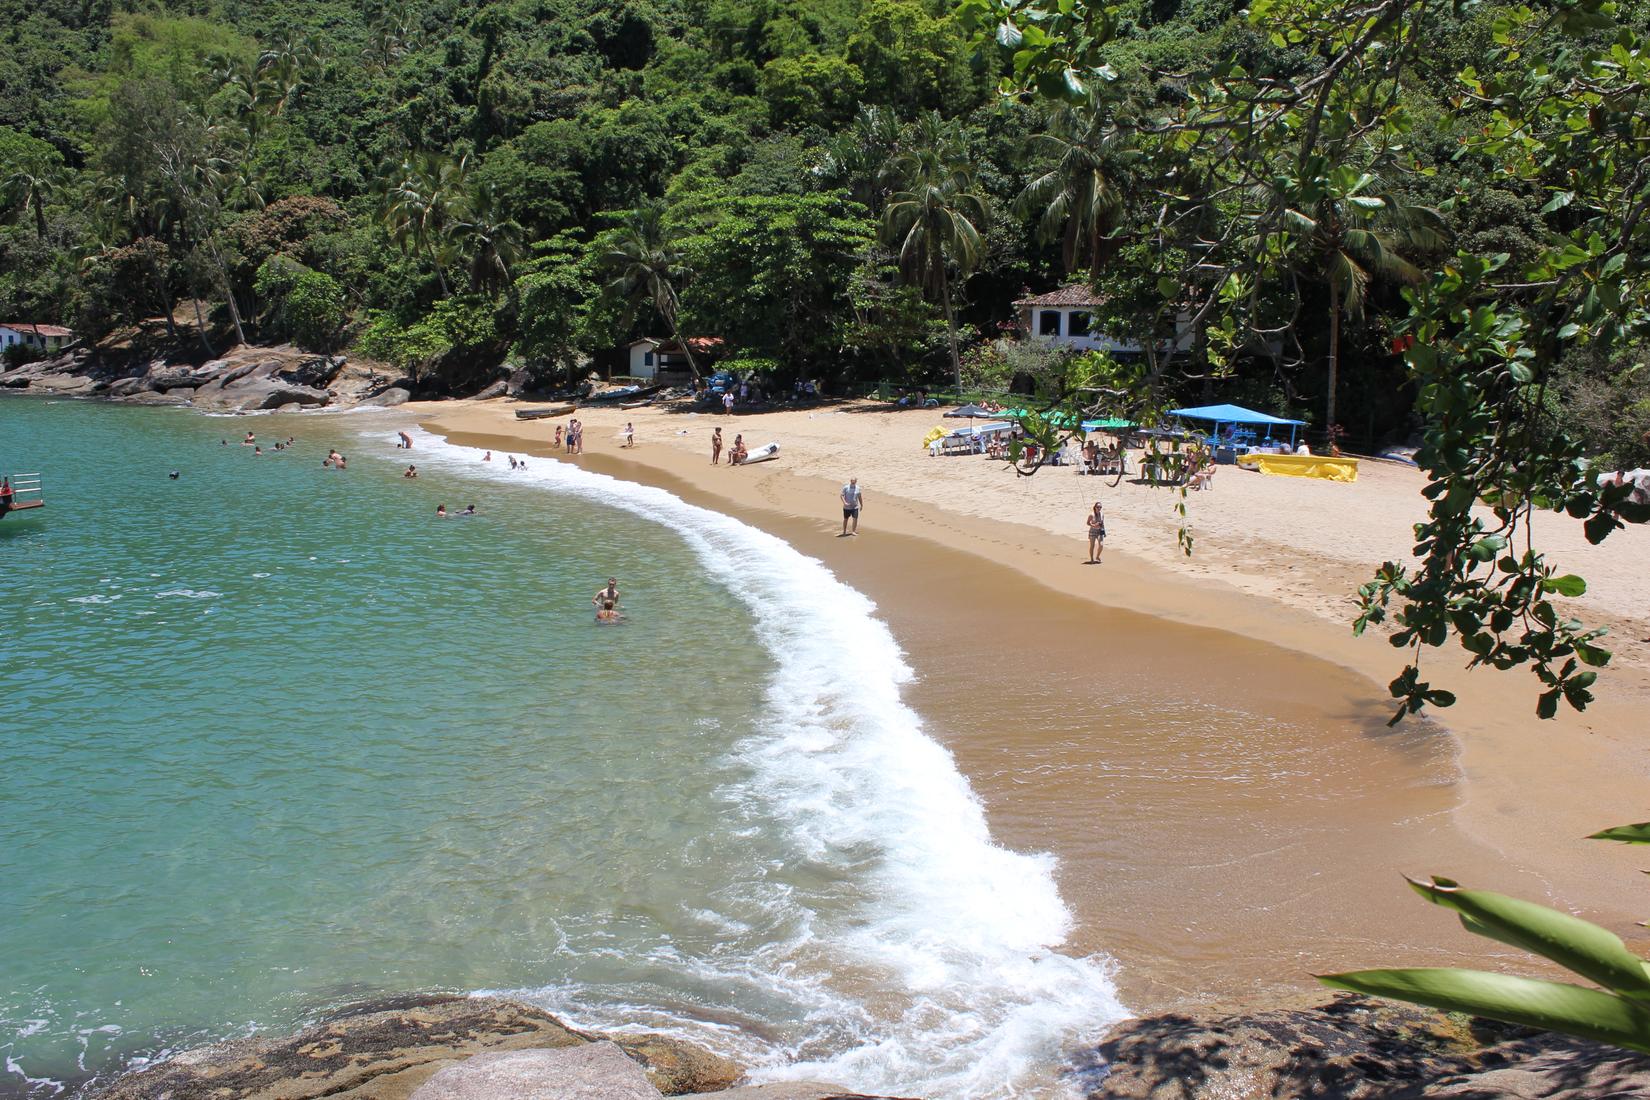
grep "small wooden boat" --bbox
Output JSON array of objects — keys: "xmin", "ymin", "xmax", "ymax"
[
  {"xmin": 515, "ymin": 404, "xmax": 576, "ymax": 420},
  {"xmin": 619, "ymin": 399, "xmax": 654, "ymax": 410},
  {"xmin": 0, "ymin": 472, "xmax": 44, "ymax": 520},
  {"xmin": 584, "ymin": 383, "xmax": 663, "ymax": 404}
]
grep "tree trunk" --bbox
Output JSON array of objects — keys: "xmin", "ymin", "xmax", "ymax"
[
  {"xmin": 939, "ymin": 264, "xmax": 962, "ymax": 393},
  {"xmin": 1326, "ymin": 289, "xmax": 1341, "ymax": 453},
  {"xmin": 192, "ymin": 297, "xmax": 215, "ymax": 357},
  {"xmin": 667, "ymin": 310, "xmax": 701, "ymax": 381},
  {"xmin": 32, "ymin": 194, "xmax": 47, "ymax": 239}
]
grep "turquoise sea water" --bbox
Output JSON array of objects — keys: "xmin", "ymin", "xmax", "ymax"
[{"xmin": 1, "ymin": 399, "xmax": 1122, "ymax": 1098}]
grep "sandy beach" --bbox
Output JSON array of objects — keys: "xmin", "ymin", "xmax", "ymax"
[{"xmin": 411, "ymin": 396, "xmax": 1650, "ymax": 1012}]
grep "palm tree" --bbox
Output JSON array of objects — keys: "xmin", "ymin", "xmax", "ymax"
[
  {"xmin": 4, "ymin": 161, "xmax": 61, "ymax": 239},
  {"xmin": 1017, "ymin": 95, "xmax": 1136, "ymax": 279},
  {"xmin": 816, "ymin": 106, "xmax": 902, "ymax": 213},
  {"xmin": 450, "ymin": 184, "xmax": 522, "ymax": 293},
  {"xmin": 381, "ymin": 151, "xmax": 472, "ymax": 296},
  {"xmin": 880, "ymin": 111, "xmax": 988, "ymax": 391},
  {"xmin": 601, "ymin": 203, "xmax": 700, "ymax": 380},
  {"xmin": 1279, "ymin": 168, "xmax": 1444, "ymax": 436}
]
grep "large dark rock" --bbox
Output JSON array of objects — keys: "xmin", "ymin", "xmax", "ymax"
[
  {"xmin": 276, "ymin": 355, "xmax": 346, "ymax": 389},
  {"xmin": 1086, "ymin": 994, "xmax": 1650, "ymax": 1099},
  {"xmin": 364, "ymin": 386, "xmax": 412, "ymax": 407},
  {"xmin": 473, "ymin": 379, "xmax": 508, "ymax": 400}
]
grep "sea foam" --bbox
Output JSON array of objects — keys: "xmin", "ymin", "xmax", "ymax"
[{"xmin": 401, "ymin": 429, "xmax": 1126, "ymax": 1098}]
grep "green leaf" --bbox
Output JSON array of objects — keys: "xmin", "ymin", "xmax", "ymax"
[
  {"xmin": 1590, "ymin": 823, "xmax": 1650, "ymax": 845},
  {"xmin": 995, "ymin": 20, "xmax": 1024, "ymax": 49},
  {"xmin": 1544, "ymin": 574, "xmax": 1588, "ymax": 597},
  {"xmin": 1404, "ymin": 877, "xmax": 1650, "ymax": 997},
  {"xmin": 1318, "ymin": 968, "xmax": 1650, "ymax": 1053}
]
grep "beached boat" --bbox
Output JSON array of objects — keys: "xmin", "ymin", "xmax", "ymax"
[
  {"xmin": 514, "ymin": 404, "xmax": 576, "ymax": 420},
  {"xmin": 0, "ymin": 472, "xmax": 45, "ymax": 520},
  {"xmin": 619, "ymin": 399, "xmax": 654, "ymax": 410},
  {"xmin": 741, "ymin": 442, "xmax": 780, "ymax": 464},
  {"xmin": 583, "ymin": 383, "xmax": 663, "ymax": 404}
]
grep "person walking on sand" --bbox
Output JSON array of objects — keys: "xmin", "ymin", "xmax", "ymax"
[
  {"xmin": 840, "ymin": 477, "xmax": 863, "ymax": 537},
  {"xmin": 711, "ymin": 427, "xmax": 723, "ymax": 465},
  {"xmin": 622, "ymin": 422, "xmax": 635, "ymax": 448},
  {"xmin": 1086, "ymin": 501, "xmax": 1106, "ymax": 564},
  {"xmin": 723, "ymin": 390, "xmax": 735, "ymax": 415},
  {"xmin": 553, "ymin": 425, "xmax": 563, "ymax": 449}
]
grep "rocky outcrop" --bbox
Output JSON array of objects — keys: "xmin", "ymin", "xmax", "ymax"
[
  {"xmin": 410, "ymin": 1044, "xmax": 662, "ymax": 1100},
  {"xmin": 90, "ymin": 996, "xmax": 913, "ymax": 1100},
  {"xmin": 0, "ymin": 345, "xmax": 404, "ymax": 412},
  {"xmin": 1085, "ymin": 994, "xmax": 1650, "ymax": 1099},
  {"xmin": 363, "ymin": 386, "xmax": 412, "ymax": 407}
]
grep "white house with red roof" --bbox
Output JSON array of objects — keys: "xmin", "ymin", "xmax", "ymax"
[
  {"xmin": 0, "ymin": 323, "xmax": 74, "ymax": 354},
  {"xmin": 1013, "ymin": 285, "xmax": 1192, "ymax": 357}
]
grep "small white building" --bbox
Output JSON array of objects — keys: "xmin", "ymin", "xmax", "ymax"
[
  {"xmin": 625, "ymin": 336, "xmax": 723, "ymax": 379},
  {"xmin": 0, "ymin": 323, "xmax": 73, "ymax": 354},
  {"xmin": 1013, "ymin": 286, "xmax": 1192, "ymax": 357}
]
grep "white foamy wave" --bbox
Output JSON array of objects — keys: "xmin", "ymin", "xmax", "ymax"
[
  {"xmin": 399, "ymin": 428, "xmax": 1127, "ymax": 1097},
  {"xmin": 154, "ymin": 589, "xmax": 221, "ymax": 600},
  {"xmin": 67, "ymin": 594, "xmax": 121, "ymax": 605}
]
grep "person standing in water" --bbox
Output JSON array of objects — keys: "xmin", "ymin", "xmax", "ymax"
[
  {"xmin": 592, "ymin": 577, "xmax": 619, "ymax": 609},
  {"xmin": 711, "ymin": 427, "xmax": 723, "ymax": 465},
  {"xmin": 840, "ymin": 477, "xmax": 863, "ymax": 536}
]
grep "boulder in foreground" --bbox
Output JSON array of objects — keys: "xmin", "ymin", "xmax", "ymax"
[{"xmin": 409, "ymin": 1043, "xmax": 661, "ymax": 1100}]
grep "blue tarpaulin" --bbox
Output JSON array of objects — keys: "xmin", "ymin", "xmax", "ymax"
[
  {"xmin": 1167, "ymin": 404, "xmax": 1306, "ymax": 448},
  {"xmin": 1167, "ymin": 404, "xmax": 1306, "ymax": 426}
]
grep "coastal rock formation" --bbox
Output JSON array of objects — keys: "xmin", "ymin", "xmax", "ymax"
[
  {"xmin": 409, "ymin": 1044, "xmax": 661, "ymax": 1100},
  {"xmin": 1086, "ymin": 994, "xmax": 1650, "ymax": 1099},
  {"xmin": 0, "ymin": 345, "xmax": 404, "ymax": 411},
  {"xmin": 92, "ymin": 996, "xmax": 761, "ymax": 1100}
]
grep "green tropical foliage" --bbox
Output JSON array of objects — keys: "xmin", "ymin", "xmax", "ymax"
[
  {"xmin": 1321, "ymin": 823, "xmax": 1650, "ymax": 1054},
  {"xmin": 0, "ymin": 0, "xmax": 1646, "ymax": 716}
]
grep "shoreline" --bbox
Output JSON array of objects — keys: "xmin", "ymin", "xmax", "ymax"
[{"xmin": 411, "ymin": 397, "xmax": 1650, "ymax": 1013}]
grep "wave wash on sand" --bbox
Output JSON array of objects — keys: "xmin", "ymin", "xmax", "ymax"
[{"xmin": 404, "ymin": 429, "xmax": 1126, "ymax": 1098}]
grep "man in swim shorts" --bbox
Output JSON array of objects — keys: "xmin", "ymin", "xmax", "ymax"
[
  {"xmin": 840, "ymin": 477, "xmax": 863, "ymax": 536},
  {"xmin": 593, "ymin": 577, "xmax": 619, "ymax": 608}
]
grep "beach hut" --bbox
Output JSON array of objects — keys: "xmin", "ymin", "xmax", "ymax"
[{"xmin": 1167, "ymin": 404, "xmax": 1306, "ymax": 450}]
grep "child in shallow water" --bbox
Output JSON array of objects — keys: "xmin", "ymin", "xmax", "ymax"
[{"xmin": 595, "ymin": 599, "xmax": 622, "ymax": 624}]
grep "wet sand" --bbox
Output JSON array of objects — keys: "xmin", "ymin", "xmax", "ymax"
[{"xmin": 413, "ymin": 402, "xmax": 1650, "ymax": 1012}]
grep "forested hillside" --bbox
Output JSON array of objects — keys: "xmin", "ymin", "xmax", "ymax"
[{"xmin": 0, "ymin": 0, "xmax": 1645, "ymax": 461}]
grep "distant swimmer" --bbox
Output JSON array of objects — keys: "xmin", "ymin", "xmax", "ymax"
[
  {"xmin": 243, "ymin": 431, "xmax": 256, "ymax": 445},
  {"xmin": 595, "ymin": 599, "xmax": 623, "ymax": 624},
  {"xmin": 404, "ymin": 464, "xmax": 418, "ymax": 478},
  {"xmin": 336, "ymin": 455, "xmax": 347, "ymax": 470},
  {"xmin": 436, "ymin": 504, "xmax": 448, "ymax": 517},
  {"xmin": 398, "ymin": 430, "xmax": 414, "ymax": 449},
  {"xmin": 483, "ymin": 451, "xmax": 492, "ymax": 462},
  {"xmin": 509, "ymin": 455, "xmax": 518, "ymax": 470},
  {"xmin": 593, "ymin": 577, "xmax": 619, "ymax": 608},
  {"xmin": 169, "ymin": 471, "xmax": 180, "ymax": 480},
  {"xmin": 461, "ymin": 505, "xmax": 477, "ymax": 516}
]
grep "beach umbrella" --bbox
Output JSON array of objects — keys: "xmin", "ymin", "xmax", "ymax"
[{"xmin": 945, "ymin": 403, "xmax": 994, "ymax": 419}]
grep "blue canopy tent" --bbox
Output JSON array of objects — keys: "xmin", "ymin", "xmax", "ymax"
[{"xmin": 1166, "ymin": 404, "xmax": 1306, "ymax": 449}]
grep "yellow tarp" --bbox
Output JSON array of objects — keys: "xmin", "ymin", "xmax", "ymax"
[
  {"xmin": 922, "ymin": 425, "xmax": 946, "ymax": 447},
  {"xmin": 1236, "ymin": 452, "xmax": 1359, "ymax": 482}
]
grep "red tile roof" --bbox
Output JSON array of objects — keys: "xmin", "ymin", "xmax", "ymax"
[
  {"xmin": 1013, "ymin": 285, "xmax": 1107, "ymax": 308},
  {"xmin": 1, "ymin": 322, "xmax": 73, "ymax": 337}
]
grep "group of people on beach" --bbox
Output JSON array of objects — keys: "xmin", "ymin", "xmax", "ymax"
[{"xmin": 709, "ymin": 427, "xmax": 750, "ymax": 466}]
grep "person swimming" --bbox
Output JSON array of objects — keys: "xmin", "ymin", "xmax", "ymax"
[
  {"xmin": 404, "ymin": 464, "xmax": 418, "ymax": 478},
  {"xmin": 595, "ymin": 599, "xmax": 622, "ymax": 624},
  {"xmin": 436, "ymin": 504, "xmax": 448, "ymax": 517}
]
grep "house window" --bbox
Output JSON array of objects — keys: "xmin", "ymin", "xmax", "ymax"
[
  {"xmin": 1037, "ymin": 310, "xmax": 1062, "ymax": 336},
  {"xmin": 643, "ymin": 351, "xmax": 654, "ymax": 366},
  {"xmin": 1068, "ymin": 311, "xmax": 1092, "ymax": 337}
]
